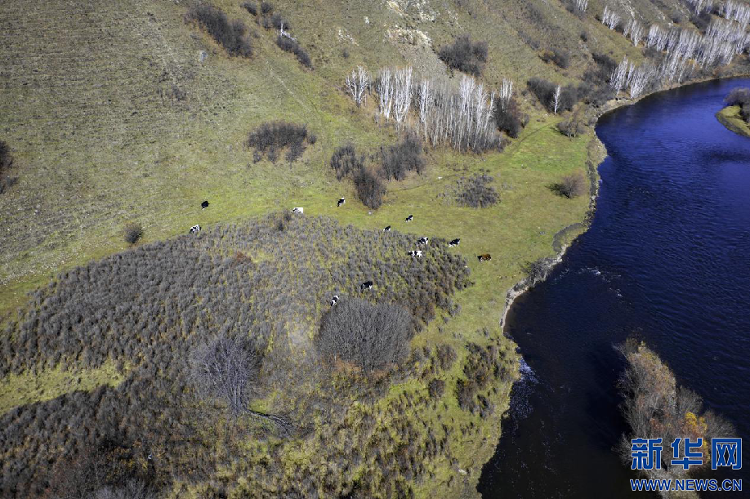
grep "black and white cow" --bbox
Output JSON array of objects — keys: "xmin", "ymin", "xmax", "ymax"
[
  {"xmin": 292, "ymin": 207, "xmax": 304, "ymax": 214},
  {"xmin": 407, "ymin": 250, "xmax": 423, "ymax": 258},
  {"xmin": 383, "ymin": 225, "xmax": 392, "ymax": 232},
  {"xmin": 405, "ymin": 215, "xmax": 414, "ymax": 222},
  {"xmin": 337, "ymin": 198, "xmax": 345, "ymax": 207},
  {"xmin": 189, "ymin": 225, "xmax": 201, "ymax": 234},
  {"xmin": 330, "ymin": 295, "xmax": 339, "ymax": 306},
  {"xmin": 360, "ymin": 280, "xmax": 374, "ymax": 291},
  {"xmin": 201, "ymin": 200, "xmax": 209, "ymax": 209},
  {"xmin": 417, "ymin": 237, "xmax": 429, "ymax": 245},
  {"xmin": 449, "ymin": 238, "xmax": 461, "ymax": 247}
]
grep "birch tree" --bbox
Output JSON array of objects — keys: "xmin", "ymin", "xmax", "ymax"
[
  {"xmin": 393, "ymin": 67, "xmax": 413, "ymax": 127},
  {"xmin": 346, "ymin": 66, "xmax": 370, "ymax": 107},
  {"xmin": 602, "ymin": 6, "xmax": 620, "ymax": 30},
  {"xmin": 553, "ymin": 85, "xmax": 561, "ymax": 114},
  {"xmin": 377, "ymin": 68, "xmax": 394, "ymax": 120}
]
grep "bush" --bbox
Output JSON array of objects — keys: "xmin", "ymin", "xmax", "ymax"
[
  {"xmin": 330, "ymin": 144, "xmax": 364, "ymax": 180},
  {"xmin": 260, "ymin": 1, "xmax": 274, "ymax": 15},
  {"xmin": 438, "ymin": 35, "xmax": 488, "ymax": 76},
  {"xmin": 428, "ymin": 379, "xmax": 445, "ymax": 399},
  {"xmin": 0, "ymin": 140, "xmax": 17, "ymax": 194},
  {"xmin": 187, "ymin": 5, "xmax": 252, "ymax": 58},
  {"xmin": 241, "ymin": 2, "xmax": 257, "ymax": 16},
  {"xmin": 557, "ymin": 110, "xmax": 586, "ymax": 138},
  {"xmin": 494, "ymin": 98, "xmax": 524, "ymax": 138},
  {"xmin": 453, "ymin": 174, "xmax": 499, "ymax": 208},
  {"xmin": 540, "ymin": 48, "xmax": 570, "ymax": 69},
  {"xmin": 379, "ymin": 133, "xmax": 424, "ymax": 181},
  {"xmin": 123, "ymin": 223, "xmax": 143, "ymax": 245},
  {"xmin": 353, "ymin": 166, "xmax": 386, "ymax": 209},
  {"xmin": 553, "ymin": 171, "xmax": 587, "ymax": 198},
  {"xmin": 247, "ymin": 121, "xmax": 311, "ymax": 162},
  {"xmin": 725, "ymin": 88, "xmax": 750, "ymax": 121},
  {"xmin": 527, "ymin": 78, "xmax": 577, "ymax": 113},
  {"xmin": 317, "ymin": 298, "xmax": 413, "ymax": 372},
  {"xmin": 276, "ymin": 36, "xmax": 312, "ymax": 68},
  {"xmin": 190, "ymin": 332, "xmax": 262, "ymax": 415}
]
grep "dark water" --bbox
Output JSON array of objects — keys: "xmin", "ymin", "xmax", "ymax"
[{"xmin": 478, "ymin": 79, "xmax": 750, "ymax": 498}]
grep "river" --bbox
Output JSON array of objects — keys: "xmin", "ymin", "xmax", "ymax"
[{"xmin": 478, "ymin": 79, "xmax": 750, "ymax": 498}]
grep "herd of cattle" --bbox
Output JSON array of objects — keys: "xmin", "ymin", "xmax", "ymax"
[{"xmin": 187, "ymin": 200, "xmax": 492, "ymax": 302}]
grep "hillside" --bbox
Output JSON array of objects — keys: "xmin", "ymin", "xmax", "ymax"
[{"xmin": 2, "ymin": 0, "xmax": 750, "ymax": 497}]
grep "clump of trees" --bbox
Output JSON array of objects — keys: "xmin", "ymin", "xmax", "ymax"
[
  {"xmin": 557, "ymin": 109, "xmax": 587, "ymax": 138},
  {"xmin": 438, "ymin": 35, "xmax": 488, "ymax": 76},
  {"xmin": 618, "ymin": 340, "xmax": 735, "ymax": 482},
  {"xmin": 552, "ymin": 171, "xmax": 587, "ymax": 198},
  {"xmin": 353, "ymin": 165, "xmax": 386, "ymax": 209},
  {"xmin": 247, "ymin": 121, "xmax": 314, "ymax": 162},
  {"xmin": 123, "ymin": 223, "xmax": 143, "ymax": 245},
  {"xmin": 725, "ymin": 87, "xmax": 750, "ymax": 122},
  {"xmin": 0, "ymin": 140, "xmax": 17, "ymax": 194},
  {"xmin": 186, "ymin": 5, "xmax": 252, "ymax": 58},
  {"xmin": 456, "ymin": 342, "xmax": 508, "ymax": 418},
  {"xmin": 494, "ymin": 96, "xmax": 525, "ymax": 138},
  {"xmin": 317, "ymin": 298, "xmax": 414, "ymax": 373},
  {"xmin": 330, "ymin": 144, "xmax": 364, "ymax": 180},
  {"xmin": 453, "ymin": 174, "xmax": 499, "ymax": 208},
  {"xmin": 243, "ymin": 0, "xmax": 311, "ymax": 68}
]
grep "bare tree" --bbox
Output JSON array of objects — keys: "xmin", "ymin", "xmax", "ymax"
[
  {"xmin": 553, "ymin": 85, "xmax": 561, "ymax": 114},
  {"xmin": 417, "ymin": 79, "xmax": 433, "ymax": 137},
  {"xmin": 190, "ymin": 332, "xmax": 261, "ymax": 416},
  {"xmin": 392, "ymin": 66, "xmax": 413, "ymax": 127},
  {"xmin": 574, "ymin": 0, "xmax": 588, "ymax": 13},
  {"xmin": 377, "ymin": 68, "xmax": 394, "ymax": 120},
  {"xmin": 610, "ymin": 56, "xmax": 629, "ymax": 91},
  {"xmin": 346, "ymin": 66, "xmax": 370, "ymax": 106},
  {"xmin": 499, "ymin": 78, "xmax": 513, "ymax": 110},
  {"xmin": 602, "ymin": 5, "xmax": 620, "ymax": 30}
]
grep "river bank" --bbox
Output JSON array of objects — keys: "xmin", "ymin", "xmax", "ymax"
[{"xmin": 716, "ymin": 105, "xmax": 750, "ymax": 137}]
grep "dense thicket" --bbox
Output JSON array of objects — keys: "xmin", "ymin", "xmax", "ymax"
[
  {"xmin": 494, "ymin": 98, "xmax": 524, "ymax": 138},
  {"xmin": 527, "ymin": 78, "xmax": 577, "ymax": 113},
  {"xmin": 276, "ymin": 36, "xmax": 312, "ymax": 68},
  {"xmin": 187, "ymin": 5, "xmax": 252, "ymax": 58},
  {"xmin": 330, "ymin": 144, "xmax": 364, "ymax": 180},
  {"xmin": 540, "ymin": 48, "xmax": 570, "ymax": 69},
  {"xmin": 318, "ymin": 298, "xmax": 413, "ymax": 372},
  {"xmin": 0, "ymin": 214, "xmax": 470, "ymax": 497},
  {"xmin": 247, "ymin": 121, "xmax": 313, "ymax": 162},
  {"xmin": 452, "ymin": 174, "xmax": 499, "ymax": 208},
  {"xmin": 353, "ymin": 165, "xmax": 386, "ymax": 209},
  {"xmin": 438, "ymin": 35, "xmax": 488, "ymax": 76}
]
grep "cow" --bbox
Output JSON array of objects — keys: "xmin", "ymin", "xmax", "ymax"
[
  {"xmin": 405, "ymin": 215, "xmax": 414, "ymax": 222},
  {"xmin": 449, "ymin": 238, "xmax": 461, "ymax": 247},
  {"xmin": 360, "ymin": 280, "xmax": 374, "ymax": 291},
  {"xmin": 477, "ymin": 254, "xmax": 492, "ymax": 262},
  {"xmin": 201, "ymin": 200, "xmax": 209, "ymax": 209},
  {"xmin": 189, "ymin": 225, "xmax": 201, "ymax": 234},
  {"xmin": 337, "ymin": 197, "xmax": 345, "ymax": 207},
  {"xmin": 408, "ymin": 250, "xmax": 423, "ymax": 258},
  {"xmin": 330, "ymin": 295, "xmax": 339, "ymax": 306},
  {"xmin": 417, "ymin": 237, "xmax": 429, "ymax": 245},
  {"xmin": 383, "ymin": 225, "xmax": 392, "ymax": 232},
  {"xmin": 292, "ymin": 207, "xmax": 304, "ymax": 214}
]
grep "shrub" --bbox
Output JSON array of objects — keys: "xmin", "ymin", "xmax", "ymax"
[
  {"xmin": 190, "ymin": 332, "xmax": 262, "ymax": 415},
  {"xmin": 553, "ymin": 171, "xmax": 587, "ymax": 198},
  {"xmin": 453, "ymin": 174, "xmax": 499, "ymax": 208},
  {"xmin": 0, "ymin": 140, "xmax": 17, "ymax": 194},
  {"xmin": 260, "ymin": 1, "xmax": 274, "ymax": 15},
  {"xmin": 494, "ymin": 98, "xmax": 524, "ymax": 138},
  {"xmin": 527, "ymin": 78, "xmax": 577, "ymax": 113},
  {"xmin": 353, "ymin": 166, "xmax": 386, "ymax": 209},
  {"xmin": 276, "ymin": 36, "xmax": 312, "ymax": 68},
  {"xmin": 317, "ymin": 298, "xmax": 413, "ymax": 372},
  {"xmin": 123, "ymin": 223, "xmax": 143, "ymax": 245},
  {"xmin": 330, "ymin": 144, "xmax": 364, "ymax": 180},
  {"xmin": 725, "ymin": 88, "xmax": 750, "ymax": 121},
  {"xmin": 557, "ymin": 110, "xmax": 586, "ymax": 138},
  {"xmin": 247, "ymin": 121, "xmax": 311, "ymax": 162},
  {"xmin": 187, "ymin": 5, "xmax": 252, "ymax": 58},
  {"xmin": 540, "ymin": 48, "xmax": 570, "ymax": 69},
  {"xmin": 241, "ymin": 2, "xmax": 257, "ymax": 16},
  {"xmin": 428, "ymin": 379, "xmax": 445, "ymax": 399},
  {"xmin": 438, "ymin": 35, "xmax": 488, "ymax": 76},
  {"xmin": 379, "ymin": 134, "xmax": 424, "ymax": 181}
]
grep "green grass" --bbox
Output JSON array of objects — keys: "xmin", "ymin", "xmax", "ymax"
[{"xmin": 716, "ymin": 105, "xmax": 750, "ymax": 138}]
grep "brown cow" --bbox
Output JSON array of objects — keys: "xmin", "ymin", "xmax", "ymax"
[{"xmin": 477, "ymin": 254, "xmax": 492, "ymax": 262}]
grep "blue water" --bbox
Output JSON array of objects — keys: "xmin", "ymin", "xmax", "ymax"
[{"xmin": 478, "ymin": 79, "xmax": 750, "ymax": 498}]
